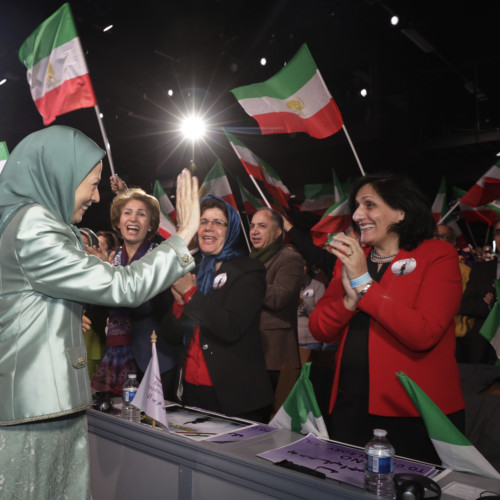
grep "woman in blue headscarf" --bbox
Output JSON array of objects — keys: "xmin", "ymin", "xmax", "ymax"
[
  {"xmin": 161, "ymin": 195, "xmax": 274, "ymax": 422},
  {"xmin": 0, "ymin": 126, "xmax": 199, "ymax": 499}
]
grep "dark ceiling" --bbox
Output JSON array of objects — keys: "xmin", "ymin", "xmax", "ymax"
[{"xmin": 1, "ymin": 0, "xmax": 499, "ymax": 231}]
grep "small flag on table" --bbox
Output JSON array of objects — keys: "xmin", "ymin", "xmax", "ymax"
[
  {"xmin": 0, "ymin": 142, "xmax": 8, "ymax": 175},
  {"xmin": 479, "ymin": 280, "xmax": 500, "ymax": 365},
  {"xmin": 269, "ymin": 362, "xmax": 329, "ymax": 439},
  {"xmin": 132, "ymin": 331, "xmax": 169, "ymax": 428},
  {"xmin": 397, "ymin": 372, "xmax": 500, "ymax": 479}
]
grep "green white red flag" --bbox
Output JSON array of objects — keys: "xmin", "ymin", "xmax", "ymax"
[
  {"xmin": 225, "ymin": 131, "xmax": 290, "ymax": 209},
  {"xmin": 479, "ymin": 280, "xmax": 500, "ymax": 365},
  {"xmin": 460, "ymin": 160, "xmax": 500, "ymax": 208},
  {"xmin": 231, "ymin": 44, "xmax": 343, "ymax": 139},
  {"xmin": 397, "ymin": 372, "xmax": 500, "ymax": 480},
  {"xmin": 19, "ymin": 3, "xmax": 97, "ymax": 125},
  {"xmin": 432, "ymin": 179, "xmax": 468, "ymax": 249},
  {"xmin": 432, "ymin": 177, "xmax": 448, "ymax": 223},
  {"xmin": 300, "ymin": 183, "xmax": 336, "ymax": 215},
  {"xmin": 153, "ymin": 181, "xmax": 176, "ymax": 240},
  {"xmin": 310, "ymin": 197, "xmax": 351, "ymax": 246},
  {"xmin": 269, "ymin": 362, "xmax": 328, "ymax": 439},
  {"xmin": 199, "ymin": 159, "xmax": 237, "ymax": 209},
  {"xmin": 238, "ymin": 178, "xmax": 265, "ymax": 215},
  {"xmin": 453, "ymin": 186, "xmax": 500, "ymax": 226},
  {"xmin": 0, "ymin": 142, "xmax": 8, "ymax": 175},
  {"xmin": 300, "ymin": 169, "xmax": 344, "ymax": 215}
]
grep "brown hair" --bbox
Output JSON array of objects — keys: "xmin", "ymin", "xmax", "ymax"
[{"xmin": 110, "ymin": 188, "xmax": 160, "ymax": 240}]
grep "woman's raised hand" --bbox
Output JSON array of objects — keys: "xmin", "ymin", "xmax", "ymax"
[{"xmin": 175, "ymin": 169, "xmax": 200, "ymax": 246}]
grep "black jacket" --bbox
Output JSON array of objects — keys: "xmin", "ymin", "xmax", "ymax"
[{"xmin": 161, "ymin": 256, "xmax": 274, "ymax": 416}]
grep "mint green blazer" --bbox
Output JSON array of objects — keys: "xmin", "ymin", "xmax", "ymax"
[{"xmin": 0, "ymin": 204, "xmax": 194, "ymax": 425}]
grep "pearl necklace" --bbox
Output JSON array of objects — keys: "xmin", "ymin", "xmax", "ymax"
[{"xmin": 370, "ymin": 249, "xmax": 398, "ymax": 262}]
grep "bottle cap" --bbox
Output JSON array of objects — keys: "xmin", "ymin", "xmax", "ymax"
[{"xmin": 373, "ymin": 429, "xmax": 387, "ymax": 437}]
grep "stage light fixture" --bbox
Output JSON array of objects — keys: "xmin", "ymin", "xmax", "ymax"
[
  {"xmin": 390, "ymin": 15, "xmax": 399, "ymax": 26},
  {"xmin": 168, "ymin": 89, "xmax": 174, "ymax": 96},
  {"xmin": 103, "ymin": 25, "xmax": 113, "ymax": 32},
  {"xmin": 260, "ymin": 57, "xmax": 267, "ymax": 66},
  {"xmin": 360, "ymin": 88, "xmax": 368, "ymax": 97},
  {"xmin": 181, "ymin": 115, "xmax": 206, "ymax": 141},
  {"xmin": 0, "ymin": 79, "xmax": 6, "ymax": 85}
]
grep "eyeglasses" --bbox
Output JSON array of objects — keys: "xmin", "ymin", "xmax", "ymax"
[{"xmin": 200, "ymin": 218, "xmax": 228, "ymax": 228}]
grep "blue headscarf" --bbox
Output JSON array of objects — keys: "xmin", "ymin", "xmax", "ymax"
[{"xmin": 196, "ymin": 195, "xmax": 244, "ymax": 294}]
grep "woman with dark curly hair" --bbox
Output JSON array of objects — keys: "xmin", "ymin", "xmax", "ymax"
[{"xmin": 310, "ymin": 174, "xmax": 465, "ymax": 464}]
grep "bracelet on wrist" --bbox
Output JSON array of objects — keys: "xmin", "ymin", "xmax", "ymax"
[
  {"xmin": 350, "ymin": 272, "xmax": 372, "ymax": 288},
  {"xmin": 358, "ymin": 280, "xmax": 374, "ymax": 298}
]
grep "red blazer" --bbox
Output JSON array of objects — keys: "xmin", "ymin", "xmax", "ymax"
[{"xmin": 309, "ymin": 239, "xmax": 465, "ymax": 417}]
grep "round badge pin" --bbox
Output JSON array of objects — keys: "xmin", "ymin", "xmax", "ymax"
[
  {"xmin": 391, "ymin": 258, "xmax": 417, "ymax": 276},
  {"xmin": 213, "ymin": 272, "xmax": 227, "ymax": 289}
]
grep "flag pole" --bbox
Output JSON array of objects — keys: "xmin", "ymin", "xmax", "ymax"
[
  {"xmin": 438, "ymin": 200, "xmax": 460, "ymax": 225},
  {"xmin": 247, "ymin": 174, "xmax": 272, "ymax": 209},
  {"xmin": 464, "ymin": 221, "xmax": 478, "ymax": 248},
  {"xmin": 341, "ymin": 125, "xmax": 366, "ymax": 177},
  {"xmin": 151, "ymin": 330, "xmax": 157, "ymax": 430},
  {"xmin": 239, "ymin": 220, "xmax": 251, "ymax": 252},
  {"xmin": 94, "ymin": 105, "xmax": 117, "ymax": 178},
  {"xmin": 484, "ymin": 225, "xmax": 490, "ymax": 247}
]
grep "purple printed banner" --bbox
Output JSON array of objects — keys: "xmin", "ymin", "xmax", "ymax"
[{"xmin": 258, "ymin": 434, "xmax": 439, "ymax": 488}]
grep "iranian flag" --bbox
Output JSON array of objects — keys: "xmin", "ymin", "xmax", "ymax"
[
  {"xmin": 397, "ymin": 372, "xmax": 500, "ymax": 480},
  {"xmin": 447, "ymin": 219, "xmax": 469, "ymax": 250},
  {"xmin": 432, "ymin": 179, "xmax": 468, "ymax": 248},
  {"xmin": 300, "ymin": 169, "xmax": 344, "ymax": 215},
  {"xmin": 460, "ymin": 161, "xmax": 500, "ymax": 208},
  {"xmin": 480, "ymin": 280, "xmax": 500, "ymax": 365},
  {"xmin": 153, "ymin": 181, "xmax": 176, "ymax": 240},
  {"xmin": 269, "ymin": 362, "xmax": 328, "ymax": 439},
  {"xmin": 432, "ymin": 177, "xmax": 447, "ymax": 223},
  {"xmin": 453, "ymin": 186, "xmax": 500, "ymax": 226},
  {"xmin": 225, "ymin": 131, "xmax": 290, "ymax": 209},
  {"xmin": 0, "ymin": 142, "xmax": 8, "ymax": 175},
  {"xmin": 19, "ymin": 3, "xmax": 97, "ymax": 125},
  {"xmin": 300, "ymin": 183, "xmax": 336, "ymax": 215},
  {"xmin": 231, "ymin": 44, "xmax": 343, "ymax": 139},
  {"xmin": 238, "ymin": 178, "xmax": 265, "ymax": 215},
  {"xmin": 199, "ymin": 159, "xmax": 237, "ymax": 209},
  {"xmin": 310, "ymin": 197, "xmax": 351, "ymax": 246},
  {"xmin": 153, "ymin": 180, "xmax": 177, "ymax": 223}
]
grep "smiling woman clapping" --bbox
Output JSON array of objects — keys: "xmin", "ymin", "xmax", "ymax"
[{"xmin": 310, "ymin": 174, "xmax": 465, "ymax": 464}]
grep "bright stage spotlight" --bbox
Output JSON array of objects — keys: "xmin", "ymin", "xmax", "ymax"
[{"xmin": 180, "ymin": 115, "xmax": 206, "ymax": 141}]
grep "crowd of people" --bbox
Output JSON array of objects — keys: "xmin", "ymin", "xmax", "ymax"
[{"xmin": 0, "ymin": 125, "xmax": 498, "ymax": 496}]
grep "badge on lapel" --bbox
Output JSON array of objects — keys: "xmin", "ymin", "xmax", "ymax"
[
  {"xmin": 213, "ymin": 272, "xmax": 227, "ymax": 289},
  {"xmin": 391, "ymin": 258, "xmax": 417, "ymax": 276}
]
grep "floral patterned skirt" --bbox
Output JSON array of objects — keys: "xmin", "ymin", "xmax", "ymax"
[{"xmin": 0, "ymin": 412, "xmax": 90, "ymax": 499}]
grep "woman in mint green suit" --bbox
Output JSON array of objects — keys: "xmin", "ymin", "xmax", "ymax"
[{"xmin": 0, "ymin": 126, "xmax": 199, "ymax": 499}]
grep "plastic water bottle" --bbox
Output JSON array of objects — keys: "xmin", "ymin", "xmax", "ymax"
[
  {"xmin": 364, "ymin": 428, "xmax": 395, "ymax": 498},
  {"xmin": 122, "ymin": 374, "xmax": 140, "ymax": 423}
]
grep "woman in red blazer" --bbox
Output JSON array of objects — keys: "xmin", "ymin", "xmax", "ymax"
[{"xmin": 309, "ymin": 174, "xmax": 465, "ymax": 464}]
